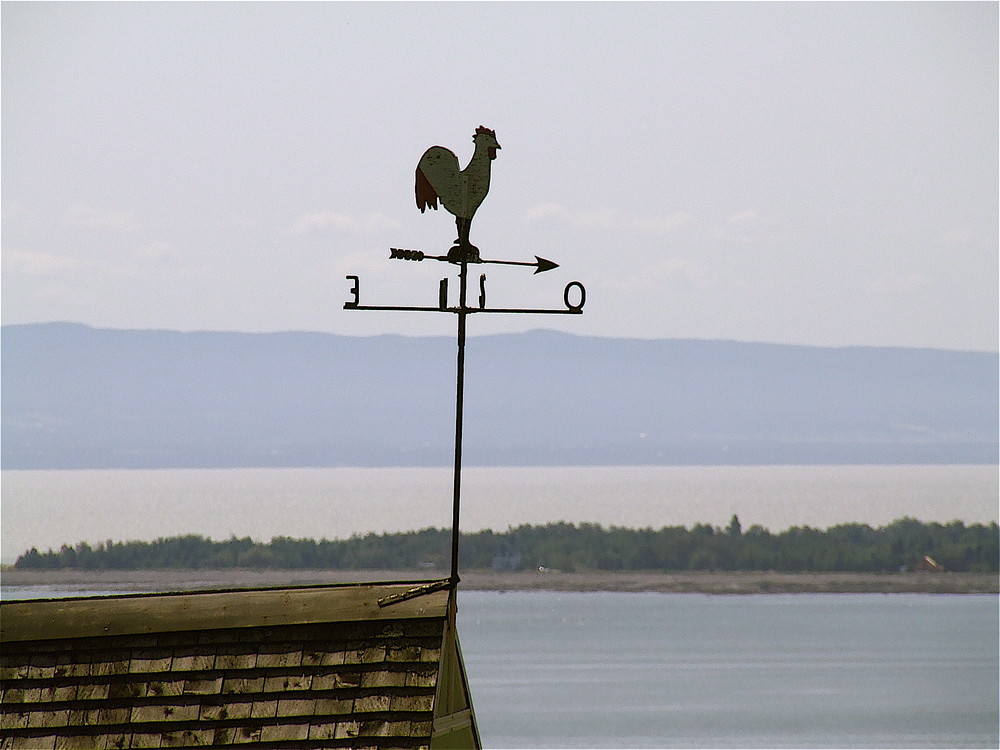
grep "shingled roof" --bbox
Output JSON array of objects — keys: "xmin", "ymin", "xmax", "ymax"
[{"xmin": 0, "ymin": 580, "xmax": 480, "ymax": 749}]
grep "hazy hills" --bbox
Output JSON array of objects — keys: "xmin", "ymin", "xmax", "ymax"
[{"xmin": 2, "ymin": 323, "xmax": 997, "ymax": 469}]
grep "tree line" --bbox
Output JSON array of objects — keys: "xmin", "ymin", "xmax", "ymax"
[{"xmin": 14, "ymin": 517, "xmax": 998, "ymax": 573}]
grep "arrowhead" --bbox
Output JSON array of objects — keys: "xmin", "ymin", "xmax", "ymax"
[{"xmin": 534, "ymin": 256, "xmax": 559, "ymax": 274}]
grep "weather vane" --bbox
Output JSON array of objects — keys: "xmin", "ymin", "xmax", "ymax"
[{"xmin": 345, "ymin": 126, "xmax": 586, "ymax": 586}]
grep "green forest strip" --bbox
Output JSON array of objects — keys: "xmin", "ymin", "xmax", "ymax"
[{"xmin": 14, "ymin": 517, "xmax": 998, "ymax": 573}]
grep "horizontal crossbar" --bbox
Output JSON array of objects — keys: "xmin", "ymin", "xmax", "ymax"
[{"xmin": 344, "ymin": 304, "xmax": 581, "ymax": 315}]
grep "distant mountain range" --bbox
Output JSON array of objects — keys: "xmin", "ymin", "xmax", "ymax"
[{"xmin": 2, "ymin": 323, "xmax": 997, "ymax": 469}]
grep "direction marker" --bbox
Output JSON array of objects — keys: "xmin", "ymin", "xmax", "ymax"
[
  {"xmin": 390, "ymin": 248, "xmax": 559, "ymax": 274},
  {"xmin": 345, "ymin": 127, "xmax": 586, "ymax": 587}
]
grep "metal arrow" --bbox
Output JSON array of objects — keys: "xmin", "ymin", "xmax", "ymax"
[
  {"xmin": 482, "ymin": 255, "xmax": 560, "ymax": 274},
  {"xmin": 389, "ymin": 248, "xmax": 559, "ymax": 274}
]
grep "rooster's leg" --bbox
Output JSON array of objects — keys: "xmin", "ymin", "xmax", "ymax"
[{"xmin": 448, "ymin": 217, "xmax": 480, "ymax": 263}]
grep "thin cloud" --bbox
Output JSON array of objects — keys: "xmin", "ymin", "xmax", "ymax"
[
  {"xmin": 524, "ymin": 203, "xmax": 616, "ymax": 231},
  {"xmin": 134, "ymin": 242, "xmax": 177, "ymax": 263},
  {"xmin": 525, "ymin": 203, "xmax": 695, "ymax": 235},
  {"xmin": 649, "ymin": 256, "xmax": 713, "ymax": 287},
  {"xmin": 291, "ymin": 211, "xmax": 400, "ymax": 236},
  {"xmin": 2, "ymin": 248, "xmax": 90, "ymax": 277},
  {"xmin": 64, "ymin": 203, "xmax": 141, "ymax": 232},
  {"xmin": 868, "ymin": 272, "xmax": 932, "ymax": 293},
  {"xmin": 729, "ymin": 209, "xmax": 762, "ymax": 224},
  {"xmin": 115, "ymin": 242, "xmax": 209, "ymax": 280},
  {"xmin": 1, "ymin": 201, "xmax": 31, "ymax": 224},
  {"xmin": 637, "ymin": 213, "xmax": 696, "ymax": 234},
  {"xmin": 940, "ymin": 226, "xmax": 976, "ymax": 245},
  {"xmin": 711, "ymin": 209, "xmax": 779, "ymax": 241}
]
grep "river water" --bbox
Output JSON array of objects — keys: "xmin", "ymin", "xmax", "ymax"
[
  {"xmin": 456, "ymin": 591, "xmax": 998, "ymax": 748},
  {"xmin": 2, "ymin": 464, "xmax": 996, "ymax": 563}
]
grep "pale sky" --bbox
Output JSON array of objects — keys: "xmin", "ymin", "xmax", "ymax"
[{"xmin": 2, "ymin": 1, "xmax": 997, "ymax": 350}]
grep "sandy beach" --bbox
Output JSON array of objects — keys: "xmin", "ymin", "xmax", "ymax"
[{"xmin": 2, "ymin": 568, "xmax": 996, "ymax": 595}]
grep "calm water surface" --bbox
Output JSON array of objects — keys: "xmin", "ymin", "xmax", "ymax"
[
  {"xmin": 3, "ymin": 465, "xmax": 997, "ymax": 563},
  {"xmin": 457, "ymin": 592, "xmax": 999, "ymax": 749}
]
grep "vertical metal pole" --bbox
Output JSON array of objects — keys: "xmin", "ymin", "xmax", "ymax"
[{"xmin": 450, "ymin": 259, "xmax": 468, "ymax": 585}]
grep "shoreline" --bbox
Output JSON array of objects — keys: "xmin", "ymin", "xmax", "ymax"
[{"xmin": 2, "ymin": 568, "xmax": 997, "ymax": 595}]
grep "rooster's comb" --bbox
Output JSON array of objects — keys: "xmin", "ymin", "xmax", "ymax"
[{"xmin": 475, "ymin": 125, "xmax": 496, "ymax": 138}]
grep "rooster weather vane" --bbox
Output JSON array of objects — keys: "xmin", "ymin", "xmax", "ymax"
[{"xmin": 344, "ymin": 126, "xmax": 586, "ymax": 586}]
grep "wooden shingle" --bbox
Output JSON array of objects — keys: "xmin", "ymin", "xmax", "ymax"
[{"xmin": 1, "ymin": 580, "xmax": 480, "ymax": 749}]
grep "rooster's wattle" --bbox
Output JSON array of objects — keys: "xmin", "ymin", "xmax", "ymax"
[{"xmin": 415, "ymin": 126, "xmax": 501, "ymax": 262}]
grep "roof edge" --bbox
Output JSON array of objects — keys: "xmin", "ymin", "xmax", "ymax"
[{"xmin": 0, "ymin": 580, "xmax": 453, "ymax": 642}]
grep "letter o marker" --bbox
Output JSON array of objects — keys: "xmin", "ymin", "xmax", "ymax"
[{"xmin": 564, "ymin": 281, "xmax": 586, "ymax": 311}]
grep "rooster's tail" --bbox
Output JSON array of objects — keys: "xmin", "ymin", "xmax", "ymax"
[{"xmin": 415, "ymin": 167, "xmax": 439, "ymax": 213}]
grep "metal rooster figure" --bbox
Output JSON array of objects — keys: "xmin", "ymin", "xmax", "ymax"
[
  {"xmin": 416, "ymin": 126, "xmax": 501, "ymax": 263},
  {"xmin": 344, "ymin": 126, "xmax": 586, "ymax": 586}
]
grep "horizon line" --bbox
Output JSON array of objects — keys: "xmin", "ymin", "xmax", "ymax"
[{"xmin": 4, "ymin": 320, "xmax": 997, "ymax": 355}]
